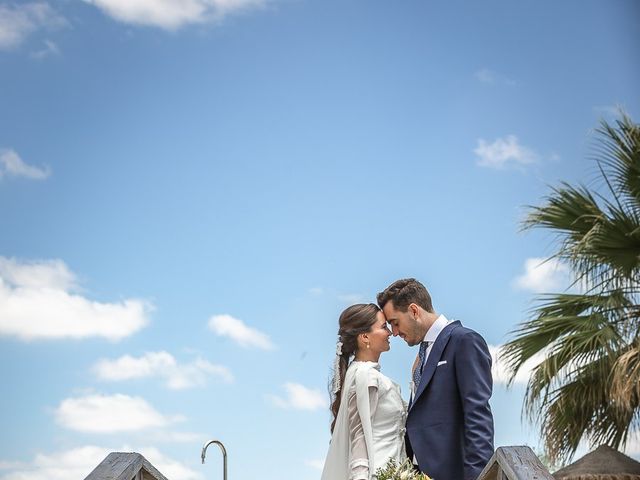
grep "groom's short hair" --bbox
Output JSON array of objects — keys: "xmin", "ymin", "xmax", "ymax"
[{"xmin": 377, "ymin": 278, "xmax": 434, "ymax": 313}]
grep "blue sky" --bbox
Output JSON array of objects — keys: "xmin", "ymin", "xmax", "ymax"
[{"xmin": 1, "ymin": 0, "xmax": 639, "ymax": 479}]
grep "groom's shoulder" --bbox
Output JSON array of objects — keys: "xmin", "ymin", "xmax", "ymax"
[{"xmin": 448, "ymin": 321, "xmax": 487, "ymax": 341}]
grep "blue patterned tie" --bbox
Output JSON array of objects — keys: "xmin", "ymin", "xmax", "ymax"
[{"xmin": 413, "ymin": 341, "xmax": 430, "ymax": 388}]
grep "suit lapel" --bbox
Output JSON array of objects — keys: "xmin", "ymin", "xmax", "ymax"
[{"xmin": 411, "ymin": 320, "xmax": 460, "ymax": 408}]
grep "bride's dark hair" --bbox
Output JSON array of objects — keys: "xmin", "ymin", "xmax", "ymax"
[{"xmin": 329, "ymin": 303, "xmax": 380, "ymax": 433}]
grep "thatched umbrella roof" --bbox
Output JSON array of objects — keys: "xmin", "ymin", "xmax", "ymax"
[{"xmin": 554, "ymin": 445, "xmax": 640, "ymax": 480}]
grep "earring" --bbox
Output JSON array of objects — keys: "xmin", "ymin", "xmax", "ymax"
[{"xmin": 366, "ymin": 343, "xmax": 370, "ymax": 349}]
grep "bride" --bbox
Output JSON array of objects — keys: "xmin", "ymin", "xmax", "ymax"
[{"xmin": 321, "ymin": 303, "xmax": 408, "ymax": 480}]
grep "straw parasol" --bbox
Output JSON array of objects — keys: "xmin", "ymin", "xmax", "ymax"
[{"xmin": 554, "ymin": 445, "xmax": 640, "ymax": 480}]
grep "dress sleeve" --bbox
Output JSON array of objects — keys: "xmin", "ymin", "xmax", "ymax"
[{"xmin": 347, "ymin": 369, "xmax": 379, "ymax": 479}]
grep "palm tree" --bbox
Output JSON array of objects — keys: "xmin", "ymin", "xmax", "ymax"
[{"xmin": 502, "ymin": 112, "xmax": 640, "ymax": 464}]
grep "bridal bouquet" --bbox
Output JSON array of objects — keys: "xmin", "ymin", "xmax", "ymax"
[{"xmin": 375, "ymin": 459, "xmax": 433, "ymax": 480}]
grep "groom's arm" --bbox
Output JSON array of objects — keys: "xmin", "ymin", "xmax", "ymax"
[{"xmin": 455, "ymin": 330, "xmax": 495, "ymax": 480}]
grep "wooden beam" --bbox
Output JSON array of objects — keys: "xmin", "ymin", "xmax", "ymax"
[{"xmin": 477, "ymin": 446, "xmax": 555, "ymax": 480}]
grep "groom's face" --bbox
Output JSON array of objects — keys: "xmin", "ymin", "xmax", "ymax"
[{"xmin": 382, "ymin": 301, "xmax": 422, "ymax": 346}]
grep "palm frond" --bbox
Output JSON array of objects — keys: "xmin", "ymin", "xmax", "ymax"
[
  {"xmin": 522, "ymin": 183, "xmax": 602, "ymax": 240},
  {"xmin": 594, "ymin": 112, "xmax": 640, "ymax": 210},
  {"xmin": 502, "ymin": 292, "xmax": 629, "ymax": 384},
  {"xmin": 610, "ymin": 339, "xmax": 640, "ymax": 409},
  {"xmin": 507, "ymin": 113, "xmax": 640, "ymax": 463},
  {"xmin": 539, "ymin": 356, "xmax": 639, "ymax": 463}
]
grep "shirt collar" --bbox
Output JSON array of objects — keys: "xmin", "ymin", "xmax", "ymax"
[{"xmin": 424, "ymin": 314, "xmax": 449, "ymax": 343}]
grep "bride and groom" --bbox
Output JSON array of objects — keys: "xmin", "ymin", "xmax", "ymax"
[{"xmin": 321, "ymin": 278, "xmax": 495, "ymax": 480}]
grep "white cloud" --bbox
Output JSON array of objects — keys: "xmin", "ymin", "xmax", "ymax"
[
  {"xmin": 0, "ymin": 257, "xmax": 75, "ymax": 290},
  {"xmin": 0, "ymin": 445, "xmax": 201, "ymax": 480},
  {"xmin": 55, "ymin": 393, "xmax": 182, "ymax": 433},
  {"xmin": 208, "ymin": 314, "xmax": 274, "ymax": 350},
  {"xmin": 0, "ymin": 150, "xmax": 50, "ymax": 180},
  {"xmin": 0, "ymin": 461, "xmax": 26, "ymax": 471},
  {"xmin": 474, "ymin": 68, "xmax": 516, "ymax": 86},
  {"xmin": 0, "ymin": 2, "xmax": 66, "ymax": 50},
  {"xmin": 489, "ymin": 344, "xmax": 545, "ymax": 386},
  {"xmin": 31, "ymin": 39, "xmax": 59, "ymax": 59},
  {"xmin": 513, "ymin": 257, "xmax": 572, "ymax": 293},
  {"xmin": 93, "ymin": 351, "xmax": 233, "ymax": 389},
  {"xmin": 0, "ymin": 256, "xmax": 150, "ymax": 341},
  {"xmin": 0, "ymin": 446, "xmax": 111, "ymax": 480},
  {"xmin": 474, "ymin": 135, "xmax": 539, "ymax": 170},
  {"xmin": 83, "ymin": 0, "xmax": 265, "ymax": 31},
  {"xmin": 309, "ymin": 287, "xmax": 324, "ymax": 295},
  {"xmin": 135, "ymin": 446, "xmax": 202, "ymax": 480},
  {"xmin": 267, "ymin": 382, "xmax": 327, "ymax": 411},
  {"xmin": 151, "ymin": 431, "xmax": 206, "ymax": 443},
  {"xmin": 305, "ymin": 459, "xmax": 324, "ymax": 470}
]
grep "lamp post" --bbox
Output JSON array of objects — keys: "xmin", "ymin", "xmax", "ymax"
[{"xmin": 201, "ymin": 440, "xmax": 227, "ymax": 480}]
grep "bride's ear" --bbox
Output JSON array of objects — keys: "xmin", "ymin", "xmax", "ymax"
[{"xmin": 358, "ymin": 332, "xmax": 369, "ymax": 348}]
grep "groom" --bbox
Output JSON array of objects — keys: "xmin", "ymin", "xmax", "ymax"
[{"xmin": 377, "ymin": 278, "xmax": 494, "ymax": 480}]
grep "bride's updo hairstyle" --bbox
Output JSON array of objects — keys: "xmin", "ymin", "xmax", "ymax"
[{"xmin": 329, "ymin": 303, "xmax": 380, "ymax": 432}]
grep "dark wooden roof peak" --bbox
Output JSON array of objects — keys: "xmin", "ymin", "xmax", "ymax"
[{"xmin": 83, "ymin": 452, "xmax": 169, "ymax": 480}]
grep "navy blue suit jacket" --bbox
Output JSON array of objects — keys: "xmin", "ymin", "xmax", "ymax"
[{"xmin": 406, "ymin": 321, "xmax": 494, "ymax": 480}]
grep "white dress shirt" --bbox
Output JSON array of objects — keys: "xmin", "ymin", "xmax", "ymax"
[{"xmin": 410, "ymin": 314, "xmax": 451, "ymax": 398}]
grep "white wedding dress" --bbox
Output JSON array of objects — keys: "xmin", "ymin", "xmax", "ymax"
[{"xmin": 321, "ymin": 361, "xmax": 408, "ymax": 480}]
